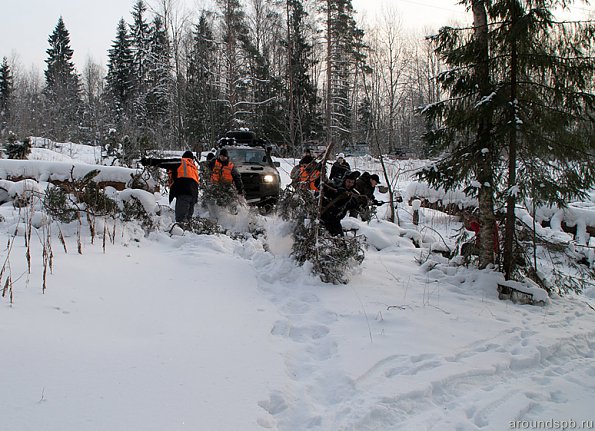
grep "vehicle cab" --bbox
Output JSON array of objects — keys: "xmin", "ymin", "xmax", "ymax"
[{"xmin": 216, "ymin": 130, "xmax": 281, "ymax": 212}]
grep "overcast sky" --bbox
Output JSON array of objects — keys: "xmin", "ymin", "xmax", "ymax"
[{"xmin": 0, "ymin": 0, "xmax": 591, "ymax": 72}]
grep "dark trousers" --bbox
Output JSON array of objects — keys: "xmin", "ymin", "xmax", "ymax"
[
  {"xmin": 175, "ymin": 195, "xmax": 196, "ymax": 223},
  {"xmin": 321, "ymin": 214, "xmax": 344, "ymax": 236}
]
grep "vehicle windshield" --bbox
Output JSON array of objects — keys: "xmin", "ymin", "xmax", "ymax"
[{"xmin": 226, "ymin": 148, "xmax": 268, "ymax": 165}]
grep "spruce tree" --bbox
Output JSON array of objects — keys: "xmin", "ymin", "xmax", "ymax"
[
  {"xmin": 79, "ymin": 58, "xmax": 104, "ymax": 146},
  {"xmin": 146, "ymin": 15, "xmax": 172, "ymax": 135},
  {"xmin": 419, "ymin": 1, "xmax": 498, "ymax": 269},
  {"xmin": 242, "ymin": 32, "xmax": 284, "ymax": 141},
  {"xmin": 285, "ymin": 0, "xmax": 320, "ymax": 153},
  {"xmin": 129, "ymin": 0, "xmax": 152, "ymax": 128},
  {"xmin": 489, "ymin": 0, "xmax": 595, "ymax": 279},
  {"xmin": 420, "ymin": 0, "xmax": 595, "ymax": 281},
  {"xmin": 0, "ymin": 56, "xmax": 13, "ymax": 133},
  {"xmin": 277, "ymin": 188, "xmax": 366, "ymax": 284},
  {"xmin": 185, "ymin": 13, "xmax": 220, "ymax": 144},
  {"xmin": 319, "ymin": 0, "xmax": 368, "ymax": 149},
  {"xmin": 43, "ymin": 16, "xmax": 81, "ymax": 141},
  {"xmin": 105, "ymin": 18, "xmax": 134, "ymax": 124}
]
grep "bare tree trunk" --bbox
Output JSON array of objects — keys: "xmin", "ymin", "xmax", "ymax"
[
  {"xmin": 325, "ymin": 0, "xmax": 332, "ymax": 149},
  {"xmin": 472, "ymin": 0, "xmax": 496, "ymax": 269},
  {"xmin": 155, "ymin": 0, "xmax": 190, "ymax": 148},
  {"xmin": 504, "ymin": 5, "xmax": 519, "ymax": 280},
  {"xmin": 286, "ymin": 1, "xmax": 296, "ymax": 151}
]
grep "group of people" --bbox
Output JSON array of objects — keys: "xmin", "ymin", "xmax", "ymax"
[
  {"xmin": 142, "ymin": 148, "xmax": 383, "ymax": 236},
  {"xmin": 141, "ymin": 149, "xmax": 244, "ymax": 224},
  {"xmin": 290, "ymin": 150, "xmax": 383, "ymax": 237}
]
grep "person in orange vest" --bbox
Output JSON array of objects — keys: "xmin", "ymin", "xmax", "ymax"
[
  {"xmin": 199, "ymin": 152, "xmax": 215, "ymax": 185},
  {"xmin": 290, "ymin": 155, "xmax": 321, "ymax": 191},
  {"xmin": 207, "ymin": 148, "xmax": 245, "ymax": 203},
  {"xmin": 141, "ymin": 150, "xmax": 199, "ymax": 223}
]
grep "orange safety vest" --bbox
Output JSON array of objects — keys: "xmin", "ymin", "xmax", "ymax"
[
  {"xmin": 175, "ymin": 157, "xmax": 199, "ymax": 184},
  {"xmin": 210, "ymin": 159, "xmax": 235, "ymax": 184},
  {"xmin": 298, "ymin": 166, "xmax": 320, "ymax": 191}
]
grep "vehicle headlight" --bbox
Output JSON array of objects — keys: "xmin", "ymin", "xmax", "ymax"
[{"xmin": 263, "ymin": 175, "xmax": 275, "ymax": 183}]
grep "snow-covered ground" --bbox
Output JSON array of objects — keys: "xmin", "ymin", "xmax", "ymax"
[{"xmin": 1, "ymin": 141, "xmax": 594, "ymax": 430}]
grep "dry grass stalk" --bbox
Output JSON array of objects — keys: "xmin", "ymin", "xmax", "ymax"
[
  {"xmin": 102, "ymin": 221, "xmax": 107, "ymax": 253},
  {"xmin": 87, "ymin": 211, "xmax": 95, "ymax": 244},
  {"xmin": 57, "ymin": 226, "xmax": 68, "ymax": 253},
  {"xmin": 41, "ymin": 225, "xmax": 53, "ymax": 294},
  {"xmin": 77, "ymin": 214, "xmax": 83, "ymax": 255},
  {"xmin": 1, "ymin": 238, "xmax": 15, "ymax": 304}
]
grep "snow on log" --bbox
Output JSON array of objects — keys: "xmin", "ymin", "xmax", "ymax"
[
  {"xmin": 0, "ymin": 159, "xmax": 157, "ymax": 192},
  {"xmin": 406, "ymin": 180, "xmax": 594, "ymax": 244},
  {"xmin": 497, "ymin": 279, "xmax": 549, "ymax": 306}
]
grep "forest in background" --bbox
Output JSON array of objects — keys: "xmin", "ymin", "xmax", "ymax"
[{"xmin": 0, "ymin": 0, "xmax": 443, "ymax": 160}]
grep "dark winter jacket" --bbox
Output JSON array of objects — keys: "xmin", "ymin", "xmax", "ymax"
[
  {"xmin": 321, "ymin": 181, "xmax": 365, "ymax": 220},
  {"xmin": 320, "ymin": 179, "xmax": 367, "ymax": 236},
  {"xmin": 329, "ymin": 160, "xmax": 351, "ymax": 182},
  {"xmin": 354, "ymin": 172, "xmax": 376, "ymax": 201}
]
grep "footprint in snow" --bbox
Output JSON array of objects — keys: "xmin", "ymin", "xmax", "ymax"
[
  {"xmin": 306, "ymin": 338, "xmax": 338, "ymax": 361},
  {"xmin": 270, "ymin": 320, "xmax": 330, "ymax": 343},
  {"xmin": 281, "ymin": 299, "xmax": 310, "ymax": 315},
  {"xmin": 258, "ymin": 392, "xmax": 288, "ymax": 415}
]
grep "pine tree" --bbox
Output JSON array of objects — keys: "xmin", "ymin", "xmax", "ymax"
[
  {"xmin": 105, "ymin": 18, "xmax": 134, "ymax": 124},
  {"xmin": 0, "ymin": 56, "xmax": 13, "ymax": 133},
  {"xmin": 43, "ymin": 16, "xmax": 81, "ymax": 141}
]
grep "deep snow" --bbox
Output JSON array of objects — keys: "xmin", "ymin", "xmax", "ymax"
[{"xmin": 1, "ymin": 142, "xmax": 594, "ymax": 431}]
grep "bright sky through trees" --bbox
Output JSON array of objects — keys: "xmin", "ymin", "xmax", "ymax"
[{"xmin": 0, "ymin": 0, "xmax": 591, "ymax": 70}]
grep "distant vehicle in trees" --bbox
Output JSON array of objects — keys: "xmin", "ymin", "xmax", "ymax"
[
  {"xmin": 387, "ymin": 148, "xmax": 409, "ymax": 160},
  {"xmin": 343, "ymin": 142, "xmax": 370, "ymax": 157}
]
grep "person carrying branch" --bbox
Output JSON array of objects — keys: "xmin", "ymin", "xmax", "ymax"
[
  {"xmin": 141, "ymin": 150, "xmax": 199, "ymax": 224},
  {"xmin": 350, "ymin": 172, "xmax": 382, "ymax": 221},
  {"xmin": 291, "ymin": 155, "xmax": 321, "ymax": 192},
  {"xmin": 320, "ymin": 171, "xmax": 367, "ymax": 236},
  {"xmin": 207, "ymin": 148, "xmax": 245, "ymax": 207}
]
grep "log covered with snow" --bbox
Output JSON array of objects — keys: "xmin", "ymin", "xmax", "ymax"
[
  {"xmin": 0, "ymin": 159, "xmax": 157, "ymax": 193},
  {"xmin": 406, "ymin": 180, "xmax": 595, "ymax": 245},
  {"xmin": 497, "ymin": 279, "xmax": 549, "ymax": 306}
]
